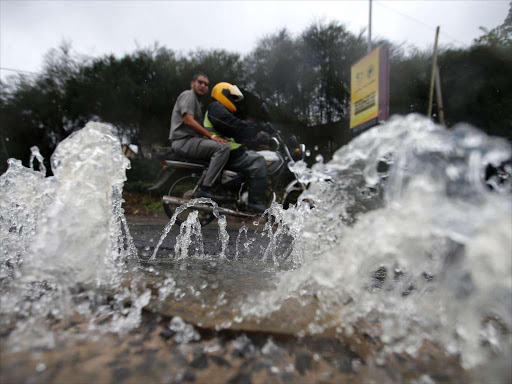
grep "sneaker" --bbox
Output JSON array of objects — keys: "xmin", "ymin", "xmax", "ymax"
[{"xmin": 195, "ymin": 186, "xmax": 229, "ymax": 203}]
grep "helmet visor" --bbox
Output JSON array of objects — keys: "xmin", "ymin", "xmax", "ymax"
[{"xmin": 230, "ymin": 85, "xmax": 244, "ymax": 102}]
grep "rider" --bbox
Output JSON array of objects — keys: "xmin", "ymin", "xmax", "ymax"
[
  {"xmin": 168, "ymin": 73, "xmax": 230, "ymax": 202},
  {"xmin": 204, "ymin": 82, "xmax": 275, "ymax": 214}
]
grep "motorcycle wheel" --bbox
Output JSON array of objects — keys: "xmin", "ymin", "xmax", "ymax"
[
  {"xmin": 282, "ymin": 189, "xmax": 302, "ymax": 210},
  {"xmin": 163, "ymin": 175, "xmax": 216, "ymax": 227}
]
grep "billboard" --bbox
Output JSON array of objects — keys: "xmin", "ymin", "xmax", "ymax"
[{"xmin": 350, "ymin": 46, "xmax": 390, "ymax": 133}]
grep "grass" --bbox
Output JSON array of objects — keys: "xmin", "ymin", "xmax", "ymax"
[{"xmin": 122, "ymin": 191, "xmax": 163, "ymax": 216}]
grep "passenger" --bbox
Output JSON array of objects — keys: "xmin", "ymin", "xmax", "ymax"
[
  {"xmin": 204, "ymin": 82, "xmax": 275, "ymax": 214},
  {"xmin": 169, "ymin": 73, "xmax": 230, "ymax": 201}
]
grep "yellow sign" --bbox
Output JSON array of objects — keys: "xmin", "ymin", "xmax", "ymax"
[{"xmin": 350, "ymin": 47, "xmax": 380, "ymax": 129}]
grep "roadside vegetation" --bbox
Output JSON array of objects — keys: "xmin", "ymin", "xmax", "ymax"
[{"xmin": 1, "ymin": 3, "xmax": 510, "ymax": 214}]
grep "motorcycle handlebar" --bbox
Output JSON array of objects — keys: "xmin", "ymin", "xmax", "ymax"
[{"xmin": 259, "ymin": 122, "xmax": 277, "ymax": 135}]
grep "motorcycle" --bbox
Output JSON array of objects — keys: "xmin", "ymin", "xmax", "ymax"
[{"xmin": 149, "ymin": 130, "xmax": 307, "ymax": 226}]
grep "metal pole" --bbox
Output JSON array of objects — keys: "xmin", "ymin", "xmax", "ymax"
[
  {"xmin": 427, "ymin": 26, "xmax": 440, "ymax": 118},
  {"xmin": 368, "ymin": 0, "xmax": 373, "ymax": 53},
  {"xmin": 434, "ymin": 65, "xmax": 445, "ymax": 125}
]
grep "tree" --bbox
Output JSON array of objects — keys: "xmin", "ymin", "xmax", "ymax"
[
  {"xmin": 438, "ymin": 45, "xmax": 512, "ymax": 141},
  {"xmin": 474, "ymin": 1, "xmax": 512, "ymax": 49},
  {"xmin": 0, "ymin": 41, "xmax": 84, "ymax": 172},
  {"xmin": 300, "ymin": 21, "xmax": 363, "ymax": 125},
  {"xmin": 244, "ymin": 29, "xmax": 302, "ymax": 122}
]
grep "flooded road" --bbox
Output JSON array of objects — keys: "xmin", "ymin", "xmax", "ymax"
[{"xmin": 1, "ymin": 214, "xmax": 470, "ymax": 384}]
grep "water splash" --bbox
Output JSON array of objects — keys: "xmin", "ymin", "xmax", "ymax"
[
  {"xmin": 29, "ymin": 146, "xmax": 47, "ymax": 175},
  {"xmin": 217, "ymin": 215, "xmax": 230, "ymax": 260},
  {"xmin": 0, "ymin": 158, "xmax": 55, "ymax": 281},
  {"xmin": 235, "ymin": 224, "xmax": 253, "ymax": 260},
  {"xmin": 242, "ymin": 114, "xmax": 512, "ymax": 369},
  {"xmin": 150, "ymin": 197, "xmax": 219, "ymax": 260},
  {"xmin": 22, "ymin": 122, "xmax": 132, "ymax": 287},
  {"xmin": 174, "ymin": 210, "xmax": 204, "ymax": 260},
  {"xmin": 2, "ymin": 115, "xmax": 511, "ymax": 375},
  {"xmin": 0, "ymin": 122, "xmax": 138, "ymax": 349},
  {"xmin": 169, "ymin": 316, "xmax": 201, "ymax": 343}
]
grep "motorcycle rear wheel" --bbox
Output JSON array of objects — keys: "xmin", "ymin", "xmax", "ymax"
[{"xmin": 163, "ymin": 175, "xmax": 215, "ymax": 226}]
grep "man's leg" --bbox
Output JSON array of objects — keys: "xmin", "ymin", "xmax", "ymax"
[
  {"xmin": 171, "ymin": 137, "xmax": 230, "ymax": 186},
  {"xmin": 227, "ymin": 150, "xmax": 268, "ymax": 212},
  {"xmin": 171, "ymin": 137, "xmax": 230, "ymax": 201}
]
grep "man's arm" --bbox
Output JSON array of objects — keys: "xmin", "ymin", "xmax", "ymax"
[
  {"xmin": 207, "ymin": 103, "xmax": 259, "ymax": 143},
  {"xmin": 183, "ymin": 113, "xmax": 227, "ymax": 144}
]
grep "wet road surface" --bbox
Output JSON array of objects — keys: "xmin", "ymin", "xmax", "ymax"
[{"xmin": 0, "ymin": 214, "xmax": 470, "ymax": 383}]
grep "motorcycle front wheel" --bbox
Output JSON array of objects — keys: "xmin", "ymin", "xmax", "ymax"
[{"xmin": 163, "ymin": 175, "xmax": 216, "ymax": 227}]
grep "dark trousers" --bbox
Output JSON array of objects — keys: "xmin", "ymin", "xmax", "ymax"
[{"xmin": 226, "ymin": 150, "xmax": 267, "ymax": 204}]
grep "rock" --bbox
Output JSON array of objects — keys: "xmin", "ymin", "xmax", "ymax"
[
  {"xmin": 227, "ymin": 372, "xmax": 252, "ymax": 384},
  {"xmin": 209, "ymin": 355, "xmax": 232, "ymax": 368},
  {"xmin": 190, "ymin": 354, "xmax": 208, "ymax": 370},
  {"xmin": 183, "ymin": 370, "xmax": 196, "ymax": 382},
  {"xmin": 295, "ymin": 352, "xmax": 312, "ymax": 375}
]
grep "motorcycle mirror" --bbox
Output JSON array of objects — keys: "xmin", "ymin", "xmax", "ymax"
[{"xmin": 286, "ymin": 135, "xmax": 299, "ymax": 147}]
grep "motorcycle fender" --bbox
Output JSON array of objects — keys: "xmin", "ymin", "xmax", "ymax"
[{"xmin": 284, "ymin": 179, "xmax": 304, "ymax": 195}]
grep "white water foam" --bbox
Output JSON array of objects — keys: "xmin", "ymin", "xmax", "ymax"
[
  {"xmin": 241, "ymin": 114, "xmax": 512, "ymax": 369},
  {"xmin": 0, "ymin": 122, "xmax": 139, "ymax": 350},
  {"xmin": 2, "ymin": 115, "xmax": 511, "ymax": 374}
]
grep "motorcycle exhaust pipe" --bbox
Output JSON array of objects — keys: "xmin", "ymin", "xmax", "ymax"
[{"xmin": 162, "ymin": 195, "xmax": 257, "ymax": 218}]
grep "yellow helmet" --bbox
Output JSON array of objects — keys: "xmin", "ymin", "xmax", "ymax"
[{"xmin": 211, "ymin": 82, "xmax": 244, "ymax": 113}]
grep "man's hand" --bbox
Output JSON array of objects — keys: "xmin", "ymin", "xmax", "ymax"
[{"xmin": 211, "ymin": 135, "xmax": 228, "ymax": 144}]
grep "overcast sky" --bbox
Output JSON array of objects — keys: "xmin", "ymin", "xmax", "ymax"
[{"xmin": 0, "ymin": 0, "xmax": 509, "ymax": 81}]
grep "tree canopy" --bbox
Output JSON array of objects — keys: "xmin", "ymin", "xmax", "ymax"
[{"xmin": 1, "ymin": 11, "xmax": 511, "ymax": 173}]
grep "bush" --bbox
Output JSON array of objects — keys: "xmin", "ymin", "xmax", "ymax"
[{"xmin": 126, "ymin": 158, "xmax": 161, "ymax": 183}]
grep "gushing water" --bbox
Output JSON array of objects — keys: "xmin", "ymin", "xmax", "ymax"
[
  {"xmin": 150, "ymin": 197, "xmax": 219, "ymax": 260},
  {"xmin": 1, "ymin": 115, "xmax": 511, "ymax": 379},
  {"xmin": 174, "ymin": 210, "xmax": 204, "ymax": 260},
  {"xmin": 1, "ymin": 122, "xmax": 139, "ymax": 350},
  {"xmin": 242, "ymin": 114, "xmax": 512, "ymax": 370}
]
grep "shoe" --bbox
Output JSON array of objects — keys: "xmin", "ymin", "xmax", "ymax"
[
  {"xmin": 246, "ymin": 202, "xmax": 267, "ymax": 214},
  {"xmin": 195, "ymin": 186, "xmax": 229, "ymax": 203}
]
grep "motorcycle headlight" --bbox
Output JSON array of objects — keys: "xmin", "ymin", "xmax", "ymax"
[
  {"xmin": 291, "ymin": 146, "xmax": 304, "ymax": 161},
  {"xmin": 298, "ymin": 144, "xmax": 306, "ymax": 161}
]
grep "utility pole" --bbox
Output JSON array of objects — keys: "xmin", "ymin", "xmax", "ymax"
[
  {"xmin": 427, "ymin": 26, "xmax": 440, "ymax": 119},
  {"xmin": 435, "ymin": 65, "xmax": 445, "ymax": 125},
  {"xmin": 368, "ymin": 0, "xmax": 373, "ymax": 53}
]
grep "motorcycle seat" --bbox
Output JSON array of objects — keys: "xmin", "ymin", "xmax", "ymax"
[{"xmin": 152, "ymin": 147, "xmax": 209, "ymax": 167}]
